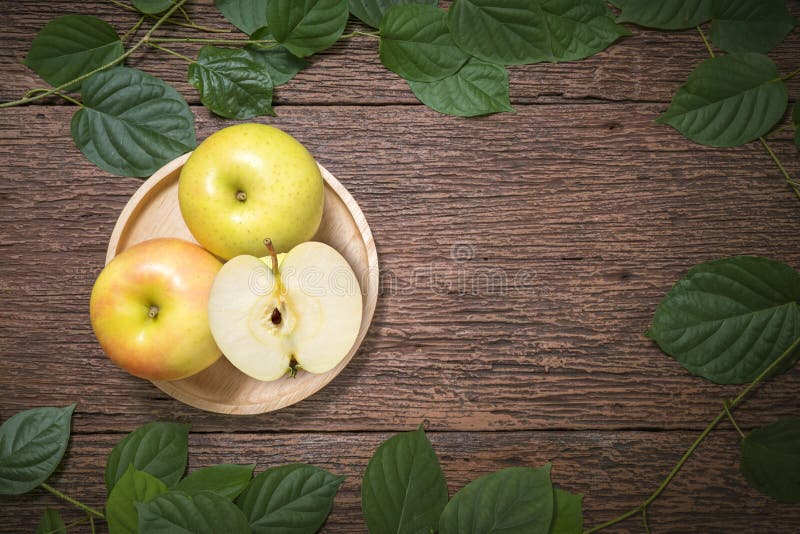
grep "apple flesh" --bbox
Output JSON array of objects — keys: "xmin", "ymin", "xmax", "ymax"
[
  {"xmin": 90, "ymin": 238, "xmax": 223, "ymax": 381},
  {"xmin": 178, "ymin": 123, "xmax": 324, "ymax": 259},
  {"xmin": 208, "ymin": 241, "xmax": 362, "ymax": 381}
]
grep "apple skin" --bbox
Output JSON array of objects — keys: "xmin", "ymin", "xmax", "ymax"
[
  {"xmin": 90, "ymin": 238, "xmax": 223, "ymax": 381},
  {"xmin": 178, "ymin": 123, "xmax": 324, "ymax": 259}
]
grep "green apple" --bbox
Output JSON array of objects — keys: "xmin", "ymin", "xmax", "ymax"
[
  {"xmin": 208, "ymin": 239, "xmax": 362, "ymax": 381},
  {"xmin": 178, "ymin": 123, "xmax": 324, "ymax": 259},
  {"xmin": 90, "ymin": 238, "xmax": 223, "ymax": 381}
]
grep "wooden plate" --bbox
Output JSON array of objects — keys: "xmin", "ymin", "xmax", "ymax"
[{"xmin": 106, "ymin": 153, "xmax": 379, "ymax": 415}]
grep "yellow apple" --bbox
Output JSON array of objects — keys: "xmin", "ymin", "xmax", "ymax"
[
  {"xmin": 90, "ymin": 238, "xmax": 223, "ymax": 381},
  {"xmin": 178, "ymin": 123, "xmax": 324, "ymax": 259}
]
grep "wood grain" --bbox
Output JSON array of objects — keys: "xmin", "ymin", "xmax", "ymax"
[
  {"xmin": 1, "ymin": 105, "xmax": 798, "ymax": 434},
  {"xmin": 2, "ymin": 430, "xmax": 798, "ymax": 533},
  {"xmin": 0, "ymin": 0, "xmax": 798, "ymax": 106}
]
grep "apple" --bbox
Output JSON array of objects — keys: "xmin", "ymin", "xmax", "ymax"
[
  {"xmin": 90, "ymin": 238, "xmax": 223, "ymax": 381},
  {"xmin": 178, "ymin": 123, "xmax": 324, "ymax": 259},
  {"xmin": 208, "ymin": 239, "xmax": 362, "ymax": 381}
]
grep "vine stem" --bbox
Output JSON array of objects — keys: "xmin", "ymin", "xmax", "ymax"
[
  {"xmin": 723, "ymin": 400, "xmax": 745, "ymax": 439},
  {"xmin": 340, "ymin": 30, "xmax": 380, "ymax": 39},
  {"xmin": 759, "ymin": 137, "xmax": 800, "ymax": 201},
  {"xmin": 585, "ymin": 335, "xmax": 800, "ymax": 533},
  {"xmin": 106, "ymin": 0, "xmax": 230, "ymax": 33},
  {"xmin": 40, "ymin": 483, "xmax": 105, "ymax": 519},
  {"xmin": 149, "ymin": 37, "xmax": 276, "ymax": 46},
  {"xmin": 148, "ymin": 42, "xmax": 194, "ymax": 63},
  {"xmin": 121, "ymin": 15, "xmax": 145, "ymax": 41},
  {"xmin": 782, "ymin": 67, "xmax": 800, "ymax": 81},
  {"xmin": 696, "ymin": 25, "xmax": 715, "ymax": 58},
  {"xmin": 0, "ymin": 0, "xmax": 188, "ymax": 108}
]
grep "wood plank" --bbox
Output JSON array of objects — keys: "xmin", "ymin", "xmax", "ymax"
[
  {"xmin": 1, "ymin": 105, "xmax": 798, "ymax": 432},
  {"xmin": 0, "ymin": 0, "xmax": 798, "ymax": 105},
  {"xmin": 1, "ymin": 430, "xmax": 797, "ymax": 533}
]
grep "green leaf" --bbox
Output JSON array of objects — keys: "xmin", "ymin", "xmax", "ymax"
[
  {"xmin": 549, "ymin": 488, "xmax": 583, "ymax": 534},
  {"xmin": 794, "ymin": 104, "xmax": 800, "ymax": 150},
  {"xmin": 72, "ymin": 67, "xmax": 196, "ymax": 178},
  {"xmin": 106, "ymin": 465, "xmax": 168, "ymax": 534},
  {"xmin": 246, "ymin": 29, "xmax": 309, "ymax": 86},
  {"xmin": 408, "ymin": 57, "xmax": 513, "ymax": 117},
  {"xmin": 380, "ymin": 4, "xmax": 469, "ymax": 82},
  {"xmin": 138, "ymin": 490, "xmax": 252, "ymax": 533},
  {"xmin": 267, "ymin": 0, "xmax": 349, "ymax": 57},
  {"xmin": 23, "ymin": 15, "xmax": 123, "ymax": 90},
  {"xmin": 448, "ymin": 0, "xmax": 627, "ymax": 66},
  {"xmin": 236, "ymin": 464, "xmax": 343, "ymax": 534},
  {"xmin": 710, "ymin": 0, "xmax": 796, "ymax": 54},
  {"xmin": 36, "ymin": 508, "xmax": 66, "ymax": 534},
  {"xmin": 439, "ymin": 465, "xmax": 554, "ymax": 534},
  {"xmin": 648, "ymin": 256, "xmax": 800, "ymax": 384},
  {"xmin": 613, "ymin": 0, "xmax": 712, "ymax": 30},
  {"xmin": 176, "ymin": 463, "xmax": 255, "ymax": 500},
  {"xmin": 189, "ymin": 46, "xmax": 274, "ymax": 119},
  {"xmin": 348, "ymin": 0, "xmax": 438, "ymax": 29},
  {"xmin": 361, "ymin": 427, "xmax": 448, "ymax": 534},
  {"xmin": 132, "ymin": 0, "xmax": 174, "ymax": 14},
  {"xmin": 216, "ymin": 0, "xmax": 270, "ymax": 34},
  {"xmin": 0, "ymin": 404, "xmax": 75, "ymax": 495},
  {"xmin": 657, "ymin": 53, "xmax": 787, "ymax": 147},
  {"xmin": 105, "ymin": 421, "xmax": 190, "ymax": 490},
  {"xmin": 740, "ymin": 418, "xmax": 800, "ymax": 503}
]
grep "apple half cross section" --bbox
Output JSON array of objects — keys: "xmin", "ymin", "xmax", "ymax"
[{"xmin": 209, "ymin": 241, "xmax": 363, "ymax": 381}]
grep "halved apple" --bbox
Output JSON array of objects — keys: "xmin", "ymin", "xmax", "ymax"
[{"xmin": 208, "ymin": 240, "xmax": 363, "ymax": 381}]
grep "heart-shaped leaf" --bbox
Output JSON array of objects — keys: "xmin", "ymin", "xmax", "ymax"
[
  {"xmin": 236, "ymin": 463, "xmax": 343, "ymax": 533},
  {"xmin": 268, "ymin": 0, "xmax": 349, "ymax": 57},
  {"xmin": 106, "ymin": 465, "xmax": 168, "ymax": 534},
  {"xmin": 613, "ymin": 0, "xmax": 712, "ymax": 30},
  {"xmin": 36, "ymin": 508, "xmax": 66, "ymax": 534},
  {"xmin": 23, "ymin": 15, "xmax": 123, "ymax": 90},
  {"xmin": 72, "ymin": 67, "xmax": 196, "ymax": 178},
  {"xmin": 361, "ymin": 427, "xmax": 448, "ymax": 534},
  {"xmin": 439, "ymin": 465, "xmax": 554, "ymax": 534},
  {"xmin": 348, "ymin": 0, "xmax": 438, "ymax": 29},
  {"xmin": 189, "ymin": 46, "xmax": 275, "ymax": 119},
  {"xmin": 138, "ymin": 490, "xmax": 252, "ymax": 533},
  {"xmin": 549, "ymin": 488, "xmax": 583, "ymax": 534},
  {"xmin": 657, "ymin": 53, "xmax": 787, "ymax": 147},
  {"xmin": 132, "ymin": 0, "xmax": 174, "ymax": 14},
  {"xmin": 216, "ymin": 0, "xmax": 270, "ymax": 35},
  {"xmin": 105, "ymin": 421, "xmax": 190, "ymax": 490},
  {"xmin": 246, "ymin": 29, "xmax": 308, "ymax": 86},
  {"xmin": 740, "ymin": 418, "xmax": 800, "ymax": 503},
  {"xmin": 648, "ymin": 256, "xmax": 800, "ymax": 384},
  {"xmin": 380, "ymin": 4, "xmax": 468, "ymax": 82},
  {"xmin": 176, "ymin": 463, "xmax": 255, "ymax": 500},
  {"xmin": 0, "ymin": 404, "xmax": 75, "ymax": 495},
  {"xmin": 448, "ymin": 0, "xmax": 627, "ymax": 66},
  {"xmin": 710, "ymin": 0, "xmax": 797, "ymax": 54},
  {"xmin": 408, "ymin": 58, "xmax": 513, "ymax": 116}
]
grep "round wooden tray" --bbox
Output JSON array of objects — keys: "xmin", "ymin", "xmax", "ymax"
[{"xmin": 106, "ymin": 153, "xmax": 379, "ymax": 415}]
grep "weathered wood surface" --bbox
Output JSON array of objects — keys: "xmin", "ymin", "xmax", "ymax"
[
  {"xmin": 3, "ymin": 430, "xmax": 799, "ymax": 533},
  {"xmin": 2, "ymin": 0, "xmax": 800, "ymax": 532},
  {"xmin": 1, "ymin": 0, "xmax": 798, "ymax": 105},
  {"xmin": 2, "ymin": 105, "xmax": 799, "ymax": 434}
]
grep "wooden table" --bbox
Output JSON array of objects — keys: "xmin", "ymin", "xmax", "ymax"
[{"xmin": 1, "ymin": 1, "xmax": 799, "ymax": 532}]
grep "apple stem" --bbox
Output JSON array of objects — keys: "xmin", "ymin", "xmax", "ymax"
[{"xmin": 263, "ymin": 238, "xmax": 283, "ymax": 299}]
